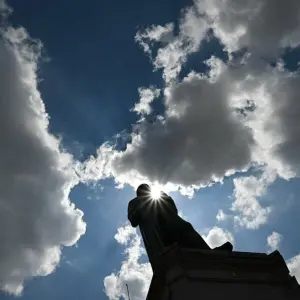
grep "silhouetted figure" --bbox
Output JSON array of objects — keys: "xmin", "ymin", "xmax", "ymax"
[{"xmin": 128, "ymin": 183, "xmax": 232, "ymax": 264}]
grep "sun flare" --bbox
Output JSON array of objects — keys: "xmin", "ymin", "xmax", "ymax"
[{"xmin": 150, "ymin": 186, "xmax": 162, "ymax": 200}]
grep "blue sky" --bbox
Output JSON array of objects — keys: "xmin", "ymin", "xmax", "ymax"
[{"xmin": 1, "ymin": 0, "xmax": 300, "ymax": 299}]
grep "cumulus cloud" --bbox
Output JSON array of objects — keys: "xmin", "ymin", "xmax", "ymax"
[
  {"xmin": 104, "ymin": 225, "xmax": 152, "ymax": 300},
  {"xmin": 114, "ymin": 224, "xmax": 137, "ymax": 245},
  {"xmin": 196, "ymin": 0, "xmax": 300, "ymax": 55},
  {"xmin": 131, "ymin": 87, "xmax": 160, "ymax": 116},
  {"xmin": 110, "ymin": 71, "xmax": 254, "ymax": 188},
  {"xmin": 203, "ymin": 226, "xmax": 234, "ymax": 248},
  {"xmin": 79, "ymin": 59, "xmax": 255, "ymax": 192},
  {"xmin": 136, "ymin": 5, "xmax": 208, "ymax": 83},
  {"xmin": 267, "ymin": 232, "xmax": 283, "ymax": 252},
  {"xmin": 232, "ymin": 168, "xmax": 275, "ymax": 229},
  {"xmin": 0, "ymin": 5, "xmax": 86, "ymax": 295},
  {"xmin": 79, "ymin": 56, "xmax": 292, "ymax": 191},
  {"xmin": 287, "ymin": 254, "xmax": 300, "ymax": 284},
  {"xmin": 135, "ymin": 23, "xmax": 174, "ymax": 56}
]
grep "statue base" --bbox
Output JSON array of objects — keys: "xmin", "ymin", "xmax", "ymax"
[{"xmin": 146, "ymin": 244, "xmax": 300, "ymax": 300}]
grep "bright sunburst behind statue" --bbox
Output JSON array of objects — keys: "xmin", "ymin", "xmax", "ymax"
[{"xmin": 150, "ymin": 185, "xmax": 162, "ymax": 200}]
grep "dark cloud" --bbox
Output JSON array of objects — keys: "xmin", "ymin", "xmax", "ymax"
[{"xmin": 112, "ymin": 71, "xmax": 254, "ymax": 187}]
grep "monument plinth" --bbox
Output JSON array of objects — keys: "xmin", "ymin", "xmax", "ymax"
[{"xmin": 147, "ymin": 245, "xmax": 300, "ymax": 300}]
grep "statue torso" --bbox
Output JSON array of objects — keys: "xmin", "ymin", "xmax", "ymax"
[{"xmin": 128, "ymin": 195, "xmax": 187, "ymax": 262}]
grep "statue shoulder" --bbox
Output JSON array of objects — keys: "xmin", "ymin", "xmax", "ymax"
[
  {"xmin": 161, "ymin": 192, "xmax": 178, "ymax": 214},
  {"xmin": 128, "ymin": 197, "xmax": 138, "ymax": 209}
]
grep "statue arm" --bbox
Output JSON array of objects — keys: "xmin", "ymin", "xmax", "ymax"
[{"xmin": 128, "ymin": 199, "xmax": 140, "ymax": 227}]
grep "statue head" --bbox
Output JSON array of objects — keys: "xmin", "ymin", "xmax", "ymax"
[{"xmin": 136, "ymin": 183, "xmax": 151, "ymax": 197}]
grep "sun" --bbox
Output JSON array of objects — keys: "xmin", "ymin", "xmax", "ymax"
[{"xmin": 150, "ymin": 186, "xmax": 162, "ymax": 200}]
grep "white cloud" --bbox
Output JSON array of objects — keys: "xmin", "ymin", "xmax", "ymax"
[
  {"xmin": 203, "ymin": 226, "xmax": 234, "ymax": 248},
  {"xmin": 232, "ymin": 168, "xmax": 275, "ymax": 229},
  {"xmin": 267, "ymin": 232, "xmax": 283, "ymax": 251},
  {"xmin": 135, "ymin": 23, "xmax": 174, "ymax": 55},
  {"xmin": 0, "ymin": 6, "xmax": 86, "ymax": 295},
  {"xmin": 196, "ymin": 0, "xmax": 300, "ymax": 55},
  {"xmin": 287, "ymin": 254, "xmax": 300, "ymax": 284},
  {"xmin": 79, "ymin": 60, "xmax": 255, "ymax": 193},
  {"xmin": 104, "ymin": 225, "xmax": 152, "ymax": 300},
  {"xmin": 136, "ymin": 5, "xmax": 208, "ymax": 83},
  {"xmin": 137, "ymin": 0, "xmax": 300, "ymax": 68},
  {"xmin": 216, "ymin": 209, "xmax": 228, "ymax": 222},
  {"xmin": 114, "ymin": 224, "xmax": 137, "ymax": 245},
  {"xmin": 113, "ymin": 70, "xmax": 254, "ymax": 186},
  {"xmin": 131, "ymin": 87, "xmax": 160, "ymax": 115}
]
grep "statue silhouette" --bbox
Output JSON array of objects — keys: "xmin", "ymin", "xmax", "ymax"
[{"xmin": 128, "ymin": 184, "xmax": 233, "ymax": 265}]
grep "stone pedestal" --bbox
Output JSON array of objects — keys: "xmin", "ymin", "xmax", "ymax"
[{"xmin": 146, "ymin": 245, "xmax": 300, "ymax": 300}]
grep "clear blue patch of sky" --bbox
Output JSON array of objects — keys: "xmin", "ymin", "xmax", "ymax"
[
  {"xmin": 282, "ymin": 46, "xmax": 300, "ymax": 71},
  {"xmin": 268, "ymin": 47, "xmax": 300, "ymax": 72}
]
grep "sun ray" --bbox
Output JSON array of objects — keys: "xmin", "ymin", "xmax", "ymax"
[{"xmin": 150, "ymin": 185, "xmax": 162, "ymax": 200}]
